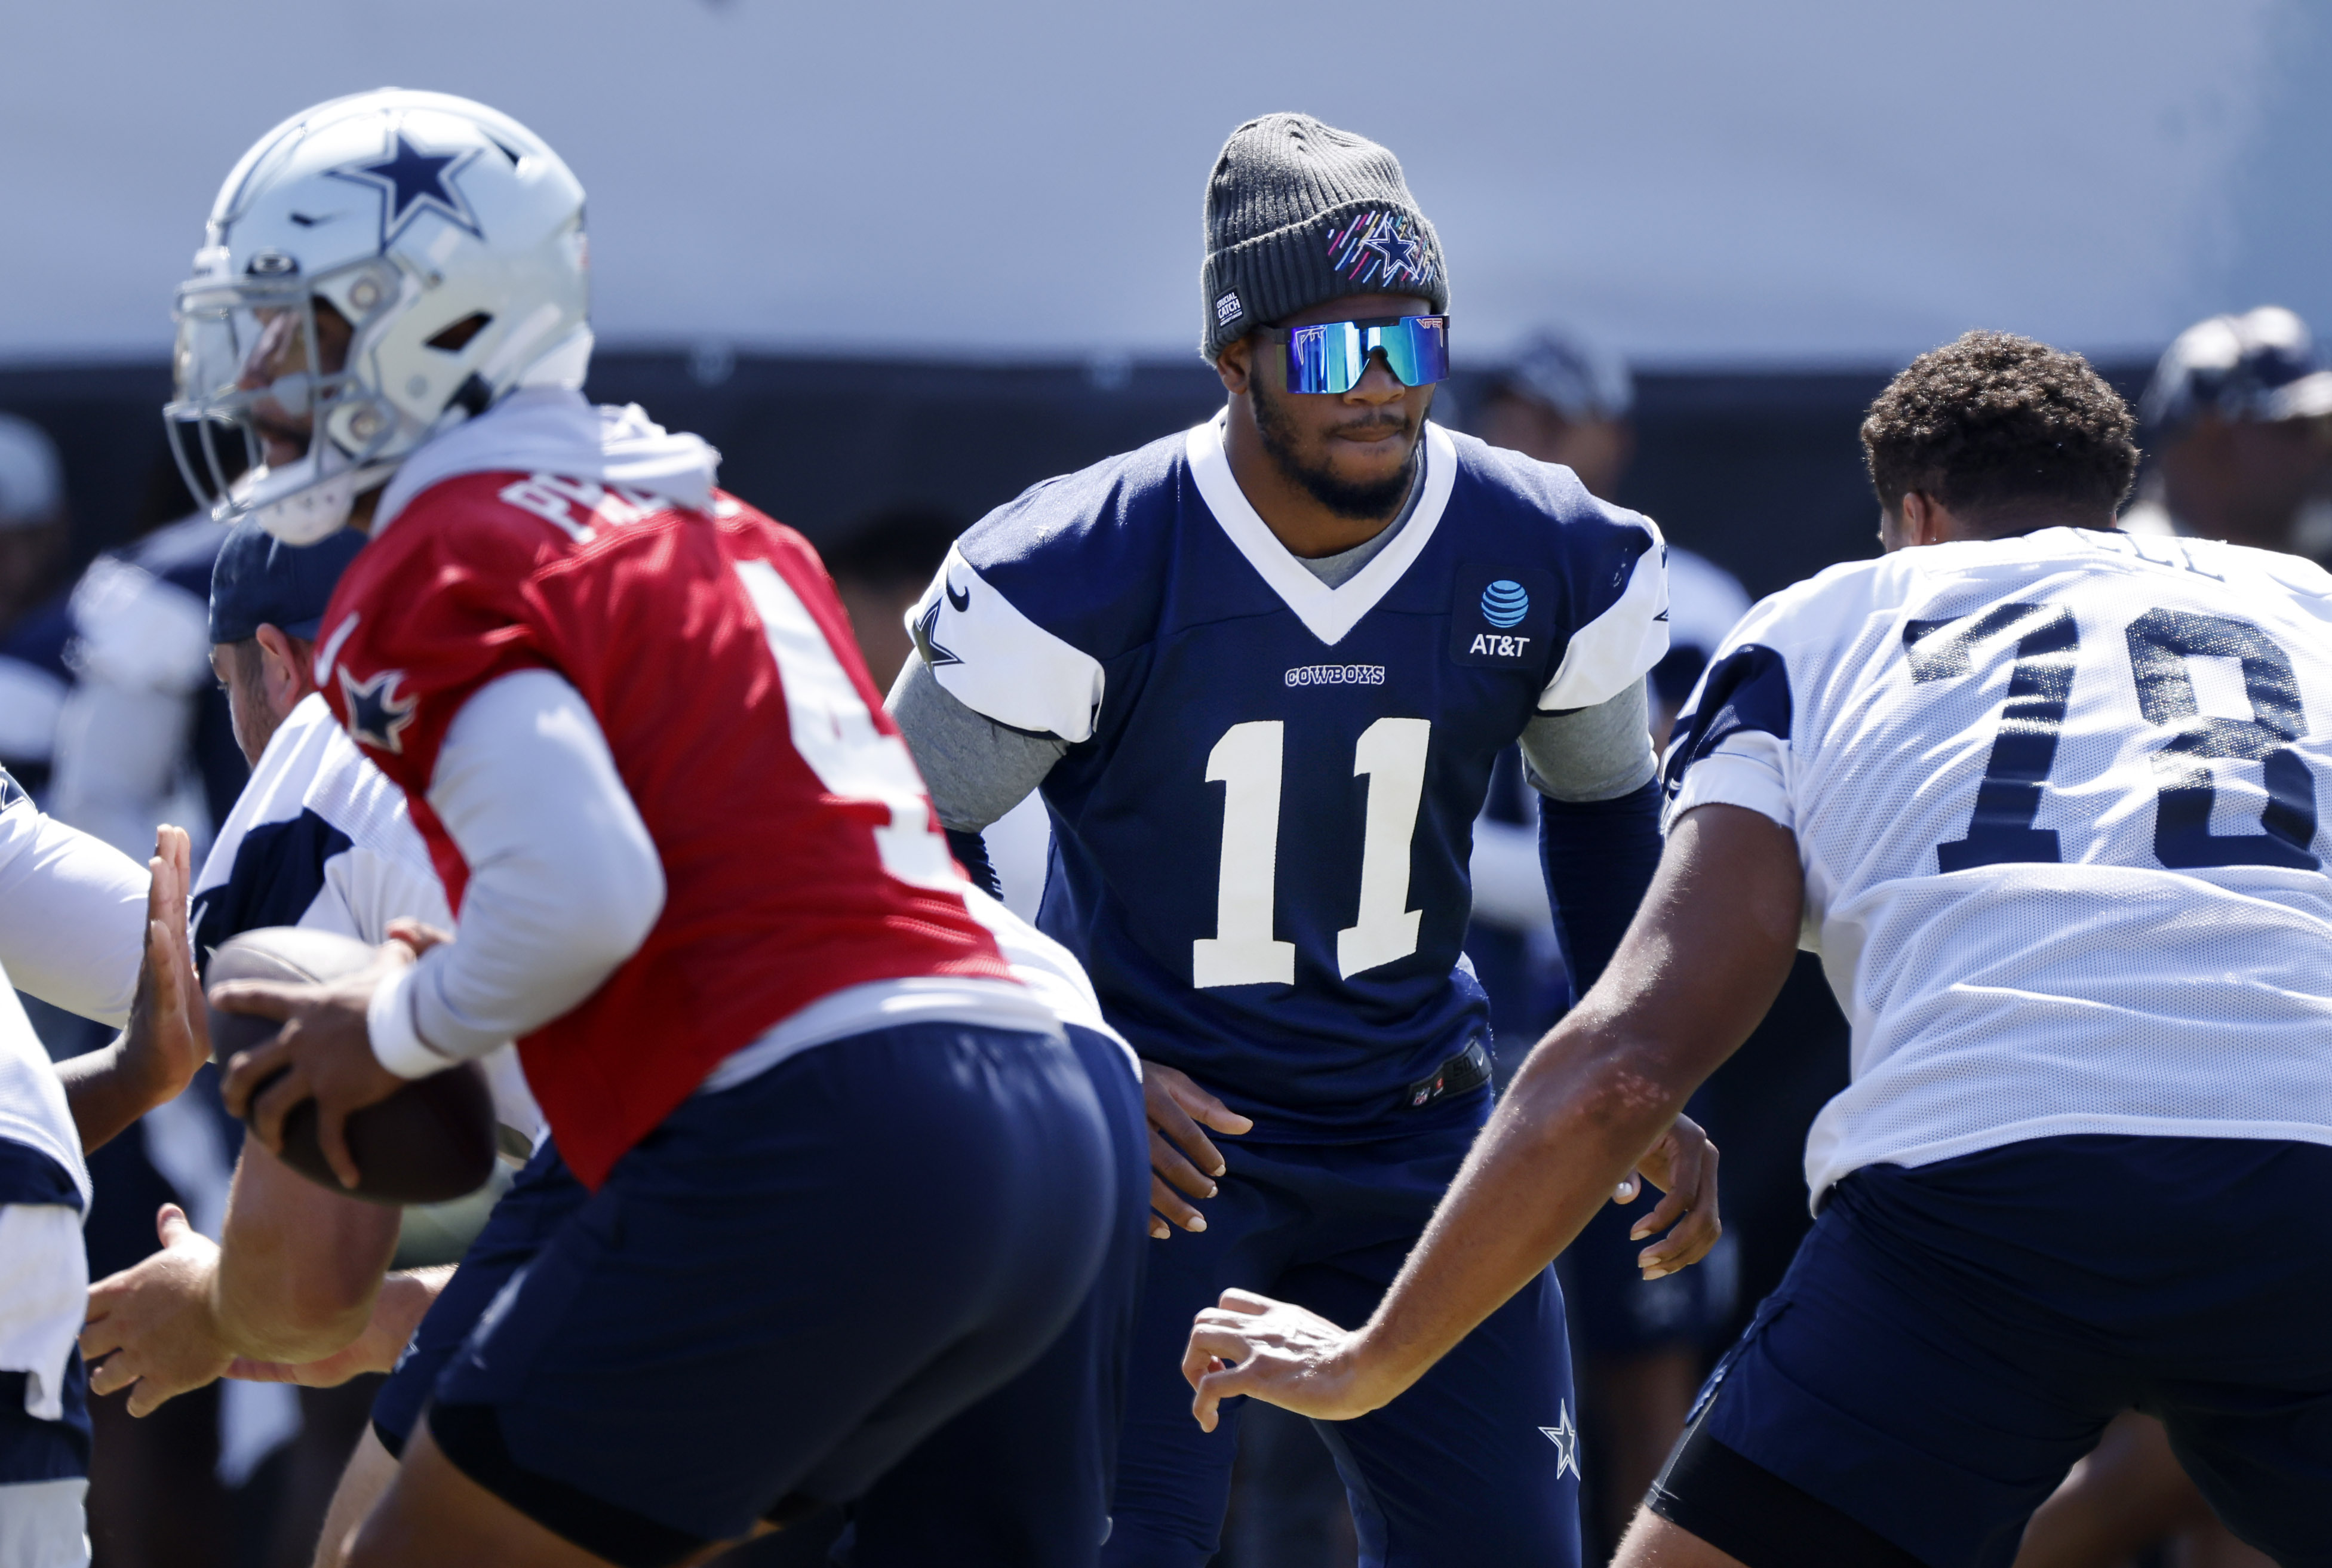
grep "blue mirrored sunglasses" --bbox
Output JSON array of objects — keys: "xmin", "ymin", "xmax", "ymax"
[{"xmin": 1268, "ymin": 314, "xmax": 1450, "ymax": 394}]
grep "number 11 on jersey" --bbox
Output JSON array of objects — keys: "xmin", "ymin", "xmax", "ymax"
[{"xmin": 1193, "ymin": 718, "xmax": 1432, "ymax": 989}]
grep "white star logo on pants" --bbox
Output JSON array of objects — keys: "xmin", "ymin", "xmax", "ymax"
[{"xmin": 1540, "ymin": 1401, "xmax": 1581, "ymax": 1480}]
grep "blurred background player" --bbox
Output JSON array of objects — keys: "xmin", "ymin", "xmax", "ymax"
[
  {"xmin": 0, "ymin": 415, "xmax": 78, "ymax": 800},
  {"xmin": 891, "ymin": 113, "xmax": 1715, "ymax": 1568},
  {"xmin": 2121, "ymin": 305, "xmax": 2332, "ymax": 557},
  {"xmin": 174, "ymin": 90, "xmax": 1118, "ymax": 1566},
  {"xmin": 1470, "ymin": 327, "xmax": 1749, "ymax": 1545},
  {"xmin": 78, "ymin": 516, "xmax": 542, "ymax": 1568}
]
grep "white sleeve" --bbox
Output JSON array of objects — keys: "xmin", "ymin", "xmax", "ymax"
[
  {"xmin": 1537, "ymin": 521, "xmax": 1670, "ymax": 713},
  {"xmin": 904, "ymin": 545, "xmax": 1106, "ymax": 742},
  {"xmin": 365, "ymin": 670, "xmax": 665, "ymax": 1078},
  {"xmin": 0, "ymin": 795, "xmax": 146, "ymax": 1028},
  {"xmin": 318, "ymin": 844, "xmax": 454, "ymax": 949},
  {"xmin": 1664, "ymin": 731, "xmax": 1794, "ymax": 833}
]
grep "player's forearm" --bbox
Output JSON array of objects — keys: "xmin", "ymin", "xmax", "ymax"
[
  {"xmin": 382, "ymin": 670, "xmax": 665, "ymax": 1072},
  {"xmin": 1538, "ymin": 778, "xmax": 1663, "ymax": 995},
  {"xmin": 212, "ymin": 1142, "xmax": 403, "ymax": 1360},
  {"xmin": 1347, "ymin": 804, "xmax": 1802, "ymax": 1401},
  {"xmin": 56, "ymin": 1034, "xmax": 173, "ymax": 1153},
  {"xmin": 1347, "ymin": 1007, "xmax": 1691, "ymax": 1405}
]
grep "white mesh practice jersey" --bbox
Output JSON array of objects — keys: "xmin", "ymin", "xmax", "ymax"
[
  {"xmin": 1664, "ymin": 527, "xmax": 2332, "ymax": 1201},
  {"xmin": 189, "ymin": 693, "xmax": 541, "ymax": 1151}
]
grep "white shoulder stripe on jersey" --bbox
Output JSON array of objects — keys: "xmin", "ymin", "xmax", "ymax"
[
  {"xmin": 907, "ymin": 543, "xmax": 1108, "ymax": 743},
  {"xmin": 1539, "ymin": 529, "xmax": 1671, "ymax": 712},
  {"xmin": 1187, "ymin": 414, "xmax": 1458, "ymax": 650}
]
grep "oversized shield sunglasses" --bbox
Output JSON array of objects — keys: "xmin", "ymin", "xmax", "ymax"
[{"xmin": 1263, "ymin": 313, "xmax": 1450, "ymax": 394}]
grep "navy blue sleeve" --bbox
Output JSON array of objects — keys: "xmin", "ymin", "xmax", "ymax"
[
  {"xmin": 1538, "ymin": 779, "xmax": 1663, "ymax": 1005},
  {"xmin": 946, "ymin": 827, "xmax": 1003, "ymax": 900}
]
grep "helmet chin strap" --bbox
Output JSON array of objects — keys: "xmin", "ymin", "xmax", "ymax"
[{"xmin": 241, "ymin": 448, "xmax": 394, "ymax": 544}]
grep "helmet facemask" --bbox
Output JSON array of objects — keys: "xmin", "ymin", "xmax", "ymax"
[{"xmin": 167, "ymin": 247, "xmax": 411, "ymax": 543}]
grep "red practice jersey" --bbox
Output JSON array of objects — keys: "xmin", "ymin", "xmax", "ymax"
[{"xmin": 317, "ymin": 472, "xmax": 1014, "ymax": 1187}]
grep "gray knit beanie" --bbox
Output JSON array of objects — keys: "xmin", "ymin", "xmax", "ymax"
[{"xmin": 1200, "ymin": 113, "xmax": 1448, "ymax": 362}]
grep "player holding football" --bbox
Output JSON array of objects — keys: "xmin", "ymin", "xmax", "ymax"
[
  {"xmin": 887, "ymin": 113, "xmax": 1720, "ymax": 1567},
  {"xmin": 1190, "ymin": 333, "xmax": 2332, "ymax": 1567},
  {"xmin": 164, "ymin": 90, "xmax": 1119, "ymax": 1567},
  {"xmin": 78, "ymin": 515, "xmax": 541, "ymax": 1425}
]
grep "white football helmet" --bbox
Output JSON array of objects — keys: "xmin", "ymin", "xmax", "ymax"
[{"xmin": 167, "ymin": 89, "xmax": 591, "ymax": 543}]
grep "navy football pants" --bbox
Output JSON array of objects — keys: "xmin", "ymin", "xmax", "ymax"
[
  {"xmin": 1692, "ymin": 1135, "xmax": 2332, "ymax": 1568},
  {"xmin": 377, "ymin": 1020, "xmax": 1114, "ymax": 1563},
  {"xmin": 1104, "ymin": 1098, "xmax": 1582, "ymax": 1568},
  {"xmin": 836, "ymin": 1023, "xmax": 1151, "ymax": 1566},
  {"xmin": 377, "ymin": 1022, "xmax": 1144, "ymax": 1566}
]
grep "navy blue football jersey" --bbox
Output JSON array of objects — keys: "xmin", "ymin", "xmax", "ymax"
[{"xmin": 912, "ymin": 415, "xmax": 1667, "ymax": 1135}]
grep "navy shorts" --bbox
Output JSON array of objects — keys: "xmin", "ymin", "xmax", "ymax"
[
  {"xmin": 1672, "ymin": 1135, "xmax": 2332, "ymax": 1568},
  {"xmin": 1104, "ymin": 1094, "xmax": 1581, "ymax": 1568},
  {"xmin": 835, "ymin": 1024, "xmax": 1152, "ymax": 1567},
  {"xmin": 382, "ymin": 1020, "xmax": 1116, "ymax": 1567}
]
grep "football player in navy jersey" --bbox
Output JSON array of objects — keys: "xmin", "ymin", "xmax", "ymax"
[{"xmin": 888, "ymin": 113, "xmax": 1720, "ymax": 1568}]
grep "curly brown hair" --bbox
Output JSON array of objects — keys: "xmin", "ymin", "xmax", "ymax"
[{"xmin": 1861, "ymin": 331, "xmax": 2138, "ymax": 523}]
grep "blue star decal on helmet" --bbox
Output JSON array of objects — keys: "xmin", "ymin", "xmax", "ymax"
[
  {"xmin": 328, "ymin": 128, "xmax": 484, "ymax": 249},
  {"xmin": 340, "ymin": 666, "xmax": 419, "ymax": 754}
]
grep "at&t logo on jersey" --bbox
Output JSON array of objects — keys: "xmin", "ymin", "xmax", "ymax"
[
  {"xmin": 1451, "ymin": 563, "xmax": 1557, "ymax": 671},
  {"xmin": 1481, "ymin": 580, "xmax": 1530, "ymax": 626}
]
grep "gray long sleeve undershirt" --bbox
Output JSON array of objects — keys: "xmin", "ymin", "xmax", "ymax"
[{"xmin": 887, "ymin": 657, "xmax": 1656, "ymax": 834}]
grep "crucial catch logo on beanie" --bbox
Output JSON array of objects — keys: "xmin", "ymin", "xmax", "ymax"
[
  {"xmin": 1450, "ymin": 562, "xmax": 1556, "ymax": 671},
  {"xmin": 1216, "ymin": 291, "xmax": 1243, "ymax": 327},
  {"xmin": 1326, "ymin": 210, "xmax": 1437, "ymax": 291}
]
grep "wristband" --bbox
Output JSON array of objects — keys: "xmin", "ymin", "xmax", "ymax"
[{"xmin": 367, "ymin": 963, "xmax": 458, "ymax": 1080}]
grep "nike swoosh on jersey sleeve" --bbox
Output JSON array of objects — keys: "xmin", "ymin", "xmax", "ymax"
[
  {"xmin": 1538, "ymin": 519, "xmax": 1671, "ymax": 712},
  {"xmin": 902, "ymin": 545, "xmax": 1106, "ymax": 742}
]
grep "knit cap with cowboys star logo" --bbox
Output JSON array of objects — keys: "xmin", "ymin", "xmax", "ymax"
[{"xmin": 1200, "ymin": 113, "xmax": 1448, "ymax": 362}]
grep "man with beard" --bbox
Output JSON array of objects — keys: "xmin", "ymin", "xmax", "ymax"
[{"xmin": 887, "ymin": 113, "xmax": 1720, "ymax": 1567}]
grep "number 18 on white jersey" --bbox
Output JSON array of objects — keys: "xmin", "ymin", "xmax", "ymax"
[{"xmin": 1664, "ymin": 527, "xmax": 2332, "ymax": 1202}]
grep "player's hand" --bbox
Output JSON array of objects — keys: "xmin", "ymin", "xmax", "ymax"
[
  {"xmin": 121, "ymin": 825, "xmax": 207, "ymax": 1104},
  {"xmin": 385, "ymin": 917, "xmax": 451, "ymax": 959},
  {"xmin": 1617, "ymin": 1113, "xmax": 1721, "ymax": 1280},
  {"xmin": 1183, "ymin": 1288, "xmax": 1388, "ymax": 1431},
  {"xmin": 214, "ymin": 942, "xmax": 416, "ymax": 1188},
  {"xmin": 81, "ymin": 1204, "xmax": 233, "ymax": 1416},
  {"xmin": 1141, "ymin": 1061, "xmax": 1253, "ymax": 1240}
]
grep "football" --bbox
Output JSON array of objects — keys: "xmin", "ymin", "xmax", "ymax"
[{"xmin": 206, "ymin": 927, "xmax": 497, "ymax": 1206}]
